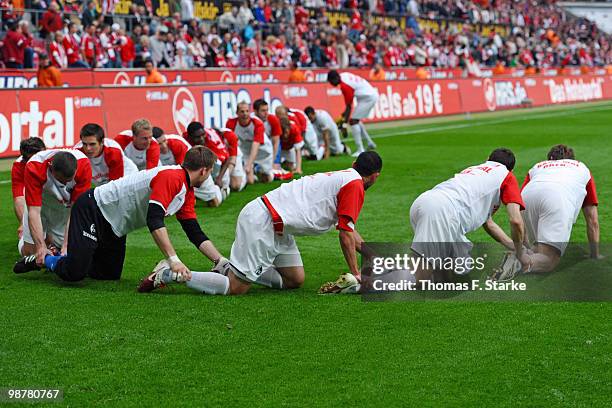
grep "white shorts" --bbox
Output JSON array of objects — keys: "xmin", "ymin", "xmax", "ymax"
[
  {"xmin": 240, "ymin": 140, "xmax": 274, "ymax": 177},
  {"xmin": 410, "ymin": 190, "xmax": 472, "ymax": 273},
  {"xmin": 194, "ymin": 175, "xmax": 222, "ymax": 203},
  {"xmin": 212, "ymin": 161, "xmax": 231, "ymax": 190},
  {"xmin": 230, "ymin": 199, "xmax": 303, "ymax": 283},
  {"xmin": 19, "ymin": 204, "xmax": 69, "ymax": 250},
  {"xmin": 280, "ymin": 141, "xmax": 305, "ymax": 163},
  {"xmin": 522, "ymin": 186, "xmax": 574, "ymax": 255},
  {"xmin": 352, "ymin": 93, "xmax": 379, "ymax": 120}
]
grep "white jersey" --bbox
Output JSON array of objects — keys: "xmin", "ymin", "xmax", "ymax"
[
  {"xmin": 340, "ymin": 72, "xmax": 378, "ymax": 97},
  {"xmin": 159, "ymin": 134, "xmax": 192, "ymax": 166},
  {"xmin": 312, "ymin": 110, "xmax": 339, "ymax": 136},
  {"xmin": 264, "ymin": 168, "xmax": 365, "ymax": 236},
  {"xmin": 115, "ymin": 130, "xmax": 161, "ymax": 171},
  {"xmin": 74, "ymin": 138, "xmax": 137, "ymax": 186},
  {"xmin": 94, "ymin": 165, "xmax": 196, "ymax": 237},
  {"xmin": 432, "ymin": 161, "xmax": 523, "ymax": 234},
  {"xmin": 522, "ymin": 159, "xmax": 597, "ymax": 221}
]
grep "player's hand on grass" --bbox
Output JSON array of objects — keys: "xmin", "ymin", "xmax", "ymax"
[{"xmin": 170, "ymin": 260, "xmax": 192, "ymax": 282}]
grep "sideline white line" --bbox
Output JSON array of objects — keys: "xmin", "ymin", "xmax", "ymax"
[
  {"xmin": 0, "ymin": 180, "xmax": 10, "ymax": 184},
  {"xmin": 369, "ymin": 105, "xmax": 612, "ymax": 139}
]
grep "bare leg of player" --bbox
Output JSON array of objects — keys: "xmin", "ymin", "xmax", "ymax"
[
  {"xmin": 230, "ymin": 175, "xmax": 246, "ymax": 192},
  {"xmin": 522, "ymin": 243, "xmax": 561, "ymax": 273}
]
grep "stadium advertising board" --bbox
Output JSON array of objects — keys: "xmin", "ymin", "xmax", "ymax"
[
  {"xmin": 4, "ymin": 67, "xmax": 607, "ymax": 89},
  {"xmin": 1, "ymin": 74, "xmax": 610, "ymax": 158}
]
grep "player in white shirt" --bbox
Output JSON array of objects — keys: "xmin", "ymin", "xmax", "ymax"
[
  {"xmin": 115, "ymin": 119, "xmax": 161, "ymax": 170},
  {"xmin": 496, "ymin": 145, "xmax": 600, "ymax": 279},
  {"xmin": 304, "ymin": 106, "xmax": 349, "ymax": 158},
  {"xmin": 225, "ymin": 101, "xmax": 274, "ymax": 184},
  {"xmin": 16, "ymin": 149, "xmax": 92, "ymax": 264},
  {"xmin": 410, "ymin": 148, "xmax": 526, "ymax": 282},
  {"xmin": 327, "ymin": 70, "xmax": 378, "ymax": 157},
  {"xmin": 143, "ymin": 152, "xmax": 383, "ymax": 296},
  {"xmin": 75, "ymin": 123, "xmax": 138, "ymax": 186},
  {"xmin": 15, "ymin": 147, "xmax": 229, "ymax": 287}
]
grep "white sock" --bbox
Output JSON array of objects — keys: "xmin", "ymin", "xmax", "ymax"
[
  {"xmin": 255, "ymin": 267, "xmax": 284, "ymax": 289},
  {"xmin": 186, "ymin": 271, "xmax": 230, "ymax": 295},
  {"xmin": 316, "ymin": 145, "xmax": 325, "ymax": 160},
  {"xmin": 351, "ymin": 123, "xmax": 364, "ymax": 152},
  {"xmin": 360, "ymin": 123, "xmax": 375, "ymax": 147}
]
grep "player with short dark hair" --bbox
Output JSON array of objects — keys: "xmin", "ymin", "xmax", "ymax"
[
  {"xmin": 304, "ymin": 105, "xmax": 349, "ymax": 158},
  {"xmin": 12, "ymin": 137, "xmax": 46, "ymax": 238},
  {"xmin": 75, "ymin": 123, "xmax": 138, "ymax": 186},
  {"xmin": 14, "ymin": 146, "xmax": 228, "ymax": 285},
  {"xmin": 252, "ymin": 98, "xmax": 282, "ymax": 165},
  {"xmin": 327, "ymin": 70, "xmax": 378, "ymax": 157},
  {"xmin": 494, "ymin": 145, "xmax": 601, "ymax": 280},
  {"xmin": 17, "ymin": 149, "xmax": 92, "ymax": 265},
  {"xmin": 409, "ymin": 148, "xmax": 525, "ymax": 282},
  {"xmin": 139, "ymin": 151, "xmax": 383, "ymax": 296}
]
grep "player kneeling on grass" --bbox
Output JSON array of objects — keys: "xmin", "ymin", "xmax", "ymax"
[
  {"xmin": 279, "ymin": 116, "xmax": 304, "ymax": 174},
  {"xmin": 304, "ymin": 106, "xmax": 350, "ymax": 158},
  {"xmin": 14, "ymin": 146, "xmax": 228, "ymax": 285},
  {"xmin": 409, "ymin": 148, "xmax": 526, "ymax": 283},
  {"xmin": 494, "ymin": 144, "xmax": 601, "ymax": 281},
  {"xmin": 139, "ymin": 151, "xmax": 382, "ymax": 295}
]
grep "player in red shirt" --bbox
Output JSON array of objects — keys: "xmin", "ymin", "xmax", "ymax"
[
  {"xmin": 278, "ymin": 116, "xmax": 303, "ymax": 174},
  {"xmin": 140, "ymin": 152, "xmax": 383, "ymax": 296},
  {"xmin": 15, "ymin": 147, "xmax": 230, "ymax": 286},
  {"xmin": 252, "ymin": 99, "xmax": 282, "ymax": 167},
  {"xmin": 495, "ymin": 144, "xmax": 601, "ymax": 280},
  {"xmin": 11, "ymin": 138, "xmax": 46, "ymax": 239},
  {"xmin": 115, "ymin": 119, "xmax": 160, "ymax": 170},
  {"xmin": 17, "ymin": 149, "xmax": 92, "ymax": 266},
  {"xmin": 75, "ymin": 123, "xmax": 138, "ymax": 186},
  {"xmin": 225, "ymin": 102, "xmax": 274, "ymax": 184}
]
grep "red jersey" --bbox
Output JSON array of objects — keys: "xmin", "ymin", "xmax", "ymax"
[
  {"xmin": 281, "ymin": 121, "xmax": 303, "ymax": 151},
  {"xmin": 115, "ymin": 131, "xmax": 161, "ymax": 170},
  {"xmin": 225, "ymin": 116, "xmax": 265, "ymax": 145},
  {"xmin": 63, "ymin": 34, "xmax": 81, "ymax": 65},
  {"xmin": 159, "ymin": 135, "xmax": 191, "ymax": 166},
  {"xmin": 11, "ymin": 157, "xmax": 26, "ymax": 199},
  {"xmin": 49, "ymin": 40, "xmax": 67, "ymax": 68},
  {"xmin": 24, "ymin": 149, "xmax": 92, "ymax": 208}
]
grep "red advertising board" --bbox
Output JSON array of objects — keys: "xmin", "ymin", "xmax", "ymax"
[{"xmin": 1, "ymin": 74, "xmax": 610, "ymax": 158}]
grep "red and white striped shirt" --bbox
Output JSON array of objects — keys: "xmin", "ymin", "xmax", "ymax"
[
  {"xmin": 115, "ymin": 131, "xmax": 161, "ymax": 170},
  {"xmin": 74, "ymin": 138, "xmax": 138, "ymax": 186}
]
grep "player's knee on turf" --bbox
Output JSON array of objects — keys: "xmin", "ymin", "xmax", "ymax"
[
  {"xmin": 279, "ymin": 266, "xmax": 305, "ymax": 289},
  {"xmin": 230, "ymin": 177, "xmax": 245, "ymax": 191}
]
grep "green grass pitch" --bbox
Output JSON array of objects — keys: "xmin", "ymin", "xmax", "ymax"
[{"xmin": 1, "ymin": 102, "xmax": 610, "ymax": 406}]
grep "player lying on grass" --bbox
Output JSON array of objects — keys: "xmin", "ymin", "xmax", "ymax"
[
  {"xmin": 493, "ymin": 144, "xmax": 601, "ymax": 281},
  {"xmin": 409, "ymin": 148, "xmax": 526, "ymax": 282},
  {"xmin": 14, "ymin": 146, "xmax": 228, "ymax": 284},
  {"xmin": 138, "ymin": 151, "xmax": 382, "ymax": 295},
  {"xmin": 18, "ymin": 150, "xmax": 92, "ymax": 263},
  {"xmin": 75, "ymin": 123, "xmax": 138, "ymax": 186},
  {"xmin": 327, "ymin": 70, "xmax": 377, "ymax": 157},
  {"xmin": 11, "ymin": 137, "xmax": 46, "ymax": 239}
]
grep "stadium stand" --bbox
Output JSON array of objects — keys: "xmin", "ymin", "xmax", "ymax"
[{"xmin": 0, "ymin": 0, "xmax": 610, "ymax": 71}]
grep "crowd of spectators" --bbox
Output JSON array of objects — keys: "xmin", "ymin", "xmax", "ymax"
[{"xmin": 0, "ymin": 0, "xmax": 610, "ymax": 71}]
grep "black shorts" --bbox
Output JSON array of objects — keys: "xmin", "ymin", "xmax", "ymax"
[{"xmin": 54, "ymin": 189, "xmax": 127, "ymax": 282}]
